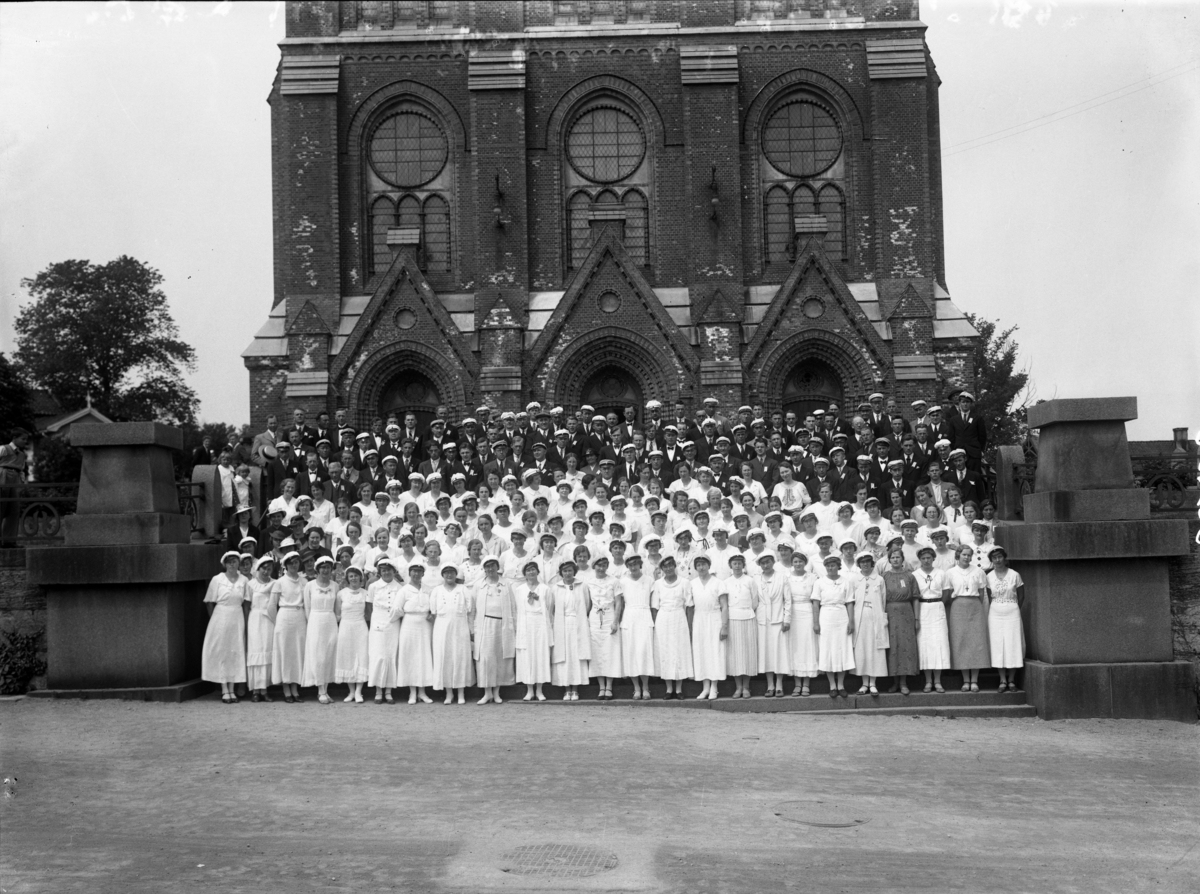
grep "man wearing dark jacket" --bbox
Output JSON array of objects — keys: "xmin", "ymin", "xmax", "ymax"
[{"xmin": 946, "ymin": 392, "xmax": 989, "ymax": 472}]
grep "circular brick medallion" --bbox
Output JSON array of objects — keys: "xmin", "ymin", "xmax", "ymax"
[
  {"xmin": 500, "ymin": 843, "xmax": 619, "ymax": 878},
  {"xmin": 395, "ymin": 308, "xmax": 417, "ymax": 330},
  {"xmin": 598, "ymin": 291, "xmax": 621, "ymax": 314},
  {"xmin": 802, "ymin": 297, "xmax": 825, "ymax": 319}
]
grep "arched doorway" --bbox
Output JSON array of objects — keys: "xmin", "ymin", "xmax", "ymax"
[
  {"xmin": 580, "ymin": 365, "xmax": 644, "ymax": 423},
  {"xmin": 781, "ymin": 358, "xmax": 844, "ymax": 420},
  {"xmin": 378, "ymin": 369, "xmax": 441, "ymax": 431}
]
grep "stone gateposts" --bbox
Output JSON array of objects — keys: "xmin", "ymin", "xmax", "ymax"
[
  {"xmin": 26, "ymin": 423, "xmax": 223, "ymax": 700},
  {"xmin": 997, "ymin": 398, "xmax": 1195, "ymax": 720}
]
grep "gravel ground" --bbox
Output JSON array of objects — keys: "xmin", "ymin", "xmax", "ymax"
[{"xmin": 1, "ymin": 696, "xmax": 1197, "ymax": 894}]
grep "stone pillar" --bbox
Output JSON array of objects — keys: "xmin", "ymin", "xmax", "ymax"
[
  {"xmin": 26, "ymin": 423, "xmax": 223, "ymax": 701},
  {"xmin": 995, "ymin": 398, "xmax": 1195, "ymax": 721}
]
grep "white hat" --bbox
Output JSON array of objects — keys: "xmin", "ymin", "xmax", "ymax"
[
  {"xmin": 958, "ymin": 391, "xmax": 976, "ymax": 402},
  {"xmin": 703, "ymin": 397, "xmax": 719, "ymax": 406},
  {"xmin": 912, "ymin": 399, "xmax": 929, "ymax": 409},
  {"xmin": 935, "ymin": 439, "xmax": 952, "ymax": 450},
  {"xmin": 645, "ymin": 399, "xmax": 662, "ymax": 409},
  {"xmin": 220, "ymin": 550, "xmax": 241, "ymax": 564},
  {"xmin": 869, "ymin": 392, "xmax": 884, "ymax": 401}
]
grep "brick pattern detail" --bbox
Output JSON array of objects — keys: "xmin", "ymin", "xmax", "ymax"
[{"xmin": 251, "ymin": 4, "xmax": 972, "ymax": 431}]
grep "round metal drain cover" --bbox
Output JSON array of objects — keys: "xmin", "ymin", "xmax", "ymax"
[
  {"xmin": 500, "ymin": 843, "xmax": 619, "ymax": 878},
  {"xmin": 773, "ymin": 800, "xmax": 870, "ymax": 828}
]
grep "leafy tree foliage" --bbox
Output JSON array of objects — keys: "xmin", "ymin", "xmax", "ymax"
[
  {"xmin": 0, "ymin": 353, "xmax": 35, "ymax": 435},
  {"xmin": 15, "ymin": 257, "xmax": 198, "ymax": 425},
  {"xmin": 963, "ymin": 313, "xmax": 1032, "ymax": 464}
]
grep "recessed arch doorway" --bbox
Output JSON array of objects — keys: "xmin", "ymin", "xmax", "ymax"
[
  {"xmin": 781, "ymin": 357, "xmax": 844, "ymax": 421},
  {"xmin": 378, "ymin": 369, "xmax": 441, "ymax": 431},
  {"xmin": 579, "ymin": 365, "xmax": 645, "ymax": 423}
]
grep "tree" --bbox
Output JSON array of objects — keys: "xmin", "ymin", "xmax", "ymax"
[
  {"xmin": 15, "ymin": 257, "xmax": 198, "ymax": 425},
  {"xmin": 0, "ymin": 353, "xmax": 35, "ymax": 435},
  {"xmin": 963, "ymin": 312, "xmax": 1033, "ymax": 465}
]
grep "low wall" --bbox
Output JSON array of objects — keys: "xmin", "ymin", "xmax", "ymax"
[{"xmin": 0, "ymin": 548, "xmax": 47, "ymax": 692}]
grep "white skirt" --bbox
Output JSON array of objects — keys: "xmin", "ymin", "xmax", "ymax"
[
  {"xmin": 817, "ymin": 604, "xmax": 855, "ymax": 673},
  {"xmin": 787, "ymin": 602, "xmax": 819, "ymax": 677},
  {"xmin": 654, "ymin": 607, "xmax": 693, "ymax": 680},
  {"xmin": 852, "ymin": 605, "xmax": 889, "ymax": 678},
  {"xmin": 271, "ymin": 607, "xmax": 307, "ymax": 684},
  {"xmin": 988, "ymin": 601, "xmax": 1025, "ymax": 668},
  {"xmin": 917, "ymin": 601, "xmax": 951, "ymax": 670},
  {"xmin": 726, "ymin": 618, "xmax": 758, "ymax": 677},
  {"xmin": 758, "ymin": 619, "xmax": 789, "ymax": 674},
  {"xmin": 367, "ymin": 621, "xmax": 400, "ymax": 688},
  {"xmin": 621, "ymin": 607, "xmax": 657, "ymax": 677},
  {"xmin": 432, "ymin": 613, "xmax": 476, "ymax": 689},
  {"xmin": 334, "ymin": 617, "xmax": 369, "ymax": 683},
  {"xmin": 301, "ymin": 610, "xmax": 339, "ymax": 686},
  {"xmin": 201, "ymin": 604, "xmax": 246, "ymax": 684},
  {"xmin": 516, "ymin": 617, "xmax": 552, "ymax": 684},
  {"xmin": 589, "ymin": 608, "xmax": 624, "ymax": 678},
  {"xmin": 396, "ymin": 615, "xmax": 436, "ymax": 687},
  {"xmin": 691, "ymin": 610, "xmax": 727, "ymax": 681},
  {"xmin": 246, "ymin": 610, "xmax": 274, "ymax": 689}
]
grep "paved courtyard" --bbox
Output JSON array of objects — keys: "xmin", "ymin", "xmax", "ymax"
[{"xmin": 1, "ymin": 697, "xmax": 1197, "ymax": 894}]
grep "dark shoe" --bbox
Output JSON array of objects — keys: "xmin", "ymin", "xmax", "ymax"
[
  {"xmin": 293, "ymin": 694, "xmax": 304, "ymax": 703},
  {"xmin": 249, "ymin": 693, "xmax": 261, "ymax": 703},
  {"xmin": 284, "ymin": 695, "xmax": 294, "ymax": 704}
]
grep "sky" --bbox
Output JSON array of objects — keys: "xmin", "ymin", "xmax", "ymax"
[{"xmin": 1, "ymin": 0, "xmax": 1197, "ymax": 441}]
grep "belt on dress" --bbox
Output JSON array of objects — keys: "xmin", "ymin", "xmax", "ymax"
[
  {"xmin": 917, "ymin": 597, "xmax": 943, "ymax": 603},
  {"xmin": 485, "ymin": 614, "xmax": 502, "ymax": 620},
  {"xmin": 954, "ymin": 594, "xmax": 984, "ymax": 600},
  {"xmin": 278, "ymin": 604, "xmax": 303, "ymax": 609}
]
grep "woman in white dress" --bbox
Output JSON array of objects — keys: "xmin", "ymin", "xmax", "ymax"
[
  {"xmin": 201, "ymin": 551, "xmax": 251, "ymax": 703},
  {"xmin": 551, "ymin": 560, "xmax": 592, "ymax": 700},
  {"xmin": 651, "ymin": 556, "xmax": 693, "ymax": 699},
  {"xmin": 473, "ymin": 556, "xmax": 516, "ymax": 705},
  {"xmin": 366, "ymin": 557, "xmax": 403, "ymax": 703},
  {"xmin": 270, "ymin": 551, "xmax": 307, "ymax": 703},
  {"xmin": 851, "ymin": 553, "xmax": 889, "ymax": 695},
  {"xmin": 786, "ymin": 552, "xmax": 819, "ymax": 697},
  {"xmin": 814, "ymin": 555, "xmax": 856, "ymax": 697},
  {"xmin": 587, "ymin": 555, "xmax": 623, "ymax": 700},
  {"xmin": 245, "ymin": 556, "xmax": 277, "ymax": 702},
  {"xmin": 985, "ymin": 546, "xmax": 1025, "ymax": 692},
  {"xmin": 914, "ymin": 546, "xmax": 952, "ymax": 692},
  {"xmin": 301, "ymin": 556, "xmax": 340, "ymax": 704},
  {"xmin": 724, "ymin": 554, "xmax": 760, "ymax": 698},
  {"xmin": 334, "ymin": 565, "xmax": 369, "ymax": 703},
  {"xmin": 396, "ymin": 564, "xmax": 436, "ymax": 704},
  {"xmin": 514, "ymin": 560, "xmax": 554, "ymax": 701},
  {"xmin": 689, "ymin": 555, "xmax": 728, "ymax": 700},
  {"xmin": 431, "ymin": 564, "xmax": 476, "ymax": 705},
  {"xmin": 619, "ymin": 554, "xmax": 657, "ymax": 699},
  {"xmin": 755, "ymin": 553, "xmax": 790, "ymax": 697}
]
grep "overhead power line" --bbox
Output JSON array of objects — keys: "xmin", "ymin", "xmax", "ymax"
[{"xmin": 943, "ymin": 58, "xmax": 1199, "ymax": 159}]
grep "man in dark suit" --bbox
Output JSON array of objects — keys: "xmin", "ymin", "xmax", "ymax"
[
  {"xmin": 526, "ymin": 441, "xmax": 560, "ymax": 482},
  {"xmin": 749, "ymin": 439, "xmax": 780, "ymax": 491},
  {"xmin": 879, "ymin": 459, "xmax": 916, "ymax": 510},
  {"xmin": 616, "ymin": 443, "xmax": 642, "ymax": 487},
  {"xmin": 885, "ymin": 416, "xmax": 909, "ymax": 460},
  {"xmin": 854, "ymin": 454, "xmax": 880, "ymax": 502},
  {"xmin": 695, "ymin": 418, "xmax": 721, "ymax": 464},
  {"xmin": 803, "ymin": 456, "xmax": 841, "ymax": 502},
  {"xmin": 708, "ymin": 453, "xmax": 734, "ymax": 495},
  {"xmin": 294, "ymin": 449, "xmax": 328, "ymax": 498},
  {"xmin": 728, "ymin": 425, "xmax": 754, "ymax": 468},
  {"xmin": 947, "ymin": 448, "xmax": 986, "ymax": 506},
  {"xmin": 868, "ymin": 438, "xmax": 893, "ymax": 490},
  {"xmin": 827, "ymin": 402, "xmax": 858, "ymax": 443},
  {"xmin": 313, "ymin": 411, "xmax": 333, "ymax": 447},
  {"xmin": 400, "ymin": 413, "xmax": 422, "ymax": 449},
  {"xmin": 287, "ymin": 408, "xmax": 319, "ymax": 451},
  {"xmin": 924, "ymin": 405, "xmax": 953, "ymax": 448},
  {"xmin": 323, "ymin": 460, "xmax": 357, "ymax": 508},
  {"xmin": 866, "ymin": 393, "xmax": 892, "ymax": 439},
  {"xmin": 265, "ymin": 441, "xmax": 303, "ymax": 498},
  {"xmin": 946, "ymin": 392, "xmax": 989, "ymax": 472},
  {"xmin": 898, "ymin": 434, "xmax": 926, "ymax": 483},
  {"xmin": 191, "ymin": 435, "xmax": 214, "ymax": 471},
  {"xmin": 450, "ymin": 442, "xmax": 486, "ymax": 492},
  {"xmin": 417, "ymin": 441, "xmax": 451, "ymax": 491},
  {"xmin": 546, "ymin": 430, "xmax": 575, "ymax": 471},
  {"xmin": 484, "ymin": 439, "xmax": 521, "ymax": 482},
  {"xmin": 829, "ymin": 447, "xmax": 861, "ymax": 502}
]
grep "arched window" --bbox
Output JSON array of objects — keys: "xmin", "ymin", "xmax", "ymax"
[
  {"xmin": 563, "ymin": 97, "xmax": 652, "ymax": 272},
  {"xmin": 365, "ymin": 101, "xmax": 453, "ymax": 279},
  {"xmin": 760, "ymin": 94, "xmax": 846, "ymax": 266}
]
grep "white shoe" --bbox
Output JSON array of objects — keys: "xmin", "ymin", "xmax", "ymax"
[{"xmin": 344, "ymin": 693, "xmax": 355, "ymax": 703}]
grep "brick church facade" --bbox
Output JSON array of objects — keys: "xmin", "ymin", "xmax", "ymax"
[{"xmin": 244, "ymin": 0, "xmax": 978, "ymax": 429}]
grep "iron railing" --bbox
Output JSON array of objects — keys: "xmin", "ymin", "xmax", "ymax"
[
  {"xmin": 0, "ymin": 481, "xmax": 206, "ymax": 544},
  {"xmin": 1010, "ymin": 452, "xmax": 1197, "ymax": 517}
]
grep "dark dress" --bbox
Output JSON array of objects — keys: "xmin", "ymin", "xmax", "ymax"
[{"xmin": 882, "ymin": 569, "xmax": 920, "ymax": 676}]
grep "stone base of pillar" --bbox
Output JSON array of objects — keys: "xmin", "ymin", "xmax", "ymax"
[
  {"xmin": 1024, "ymin": 659, "xmax": 1196, "ymax": 722},
  {"xmin": 26, "ymin": 678, "xmax": 212, "ymax": 703}
]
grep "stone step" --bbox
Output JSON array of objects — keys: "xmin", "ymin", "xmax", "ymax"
[{"xmin": 795, "ymin": 704, "xmax": 1039, "ymax": 719}]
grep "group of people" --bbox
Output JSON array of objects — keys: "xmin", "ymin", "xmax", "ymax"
[{"xmin": 200, "ymin": 391, "xmax": 1026, "ymax": 703}]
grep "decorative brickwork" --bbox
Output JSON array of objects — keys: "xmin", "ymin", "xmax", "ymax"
[{"xmin": 248, "ymin": 2, "xmax": 977, "ymax": 429}]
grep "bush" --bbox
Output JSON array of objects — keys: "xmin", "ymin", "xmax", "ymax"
[{"xmin": 0, "ymin": 630, "xmax": 47, "ymax": 695}]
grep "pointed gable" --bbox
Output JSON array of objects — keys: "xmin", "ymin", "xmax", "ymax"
[
  {"xmin": 694, "ymin": 287, "xmax": 741, "ymax": 325},
  {"xmin": 526, "ymin": 226, "xmax": 696, "ymax": 377},
  {"xmin": 330, "ymin": 250, "xmax": 478, "ymax": 384},
  {"xmin": 743, "ymin": 236, "xmax": 889, "ymax": 373},
  {"xmin": 285, "ymin": 299, "xmax": 332, "ymax": 335}
]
